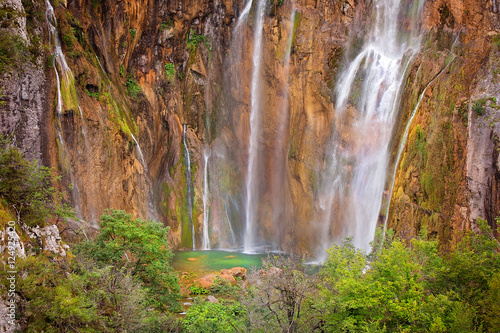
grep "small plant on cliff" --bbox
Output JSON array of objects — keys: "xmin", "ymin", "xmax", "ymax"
[
  {"xmin": 186, "ymin": 29, "xmax": 209, "ymax": 53},
  {"xmin": 129, "ymin": 28, "xmax": 137, "ymax": 40},
  {"xmin": 473, "ymin": 98, "xmax": 487, "ymax": 116},
  {"xmin": 0, "ymin": 33, "xmax": 27, "ymax": 74},
  {"xmin": 125, "ymin": 73, "xmax": 142, "ymax": 99},
  {"xmin": 164, "ymin": 62, "xmax": 175, "ymax": 83},
  {"xmin": 160, "ymin": 18, "xmax": 173, "ymax": 31}
]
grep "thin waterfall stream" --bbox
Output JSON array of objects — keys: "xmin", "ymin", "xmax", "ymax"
[
  {"xmin": 202, "ymin": 149, "xmax": 211, "ymax": 250},
  {"xmin": 183, "ymin": 124, "xmax": 196, "ymax": 250},
  {"xmin": 45, "ymin": 0, "xmax": 84, "ymax": 219},
  {"xmin": 244, "ymin": 0, "xmax": 267, "ymax": 253}
]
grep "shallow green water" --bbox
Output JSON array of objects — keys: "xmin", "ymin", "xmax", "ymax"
[{"xmin": 172, "ymin": 250, "xmax": 265, "ymax": 277}]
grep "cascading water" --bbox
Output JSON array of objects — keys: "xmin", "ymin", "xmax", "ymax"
[
  {"xmin": 130, "ymin": 133, "xmax": 157, "ymax": 220},
  {"xmin": 202, "ymin": 149, "xmax": 211, "ymax": 250},
  {"xmin": 224, "ymin": 201, "xmax": 237, "ymax": 245},
  {"xmin": 318, "ymin": 0, "xmax": 426, "ymax": 258},
  {"xmin": 244, "ymin": 0, "xmax": 267, "ymax": 253},
  {"xmin": 45, "ymin": 0, "xmax": 84, "ymax": 218},
  {"xmin": 270, "ymin": 5, "xmax": 295, "ymax": 245},
  {"xmin": 382, "ymin": 45, "xmax": 458, "ymax": 241},
  {"xmin": 183, "ymin": 124, "xmax": 196, "ymax": 250}
]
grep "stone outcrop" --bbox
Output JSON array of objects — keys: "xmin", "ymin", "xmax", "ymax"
[{"xmin": 192, "ymin": 266, "xmax": 247, "ymax": 290}]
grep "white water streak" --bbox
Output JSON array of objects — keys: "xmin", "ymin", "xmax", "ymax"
[
  {"xmin": 320, "ymin": 0, "xmax": 425, "ymax": 257},
  {"xmin": 224, "ymin": 201, "xmax": 237, "ymax": 245},
  {"xmin": 202, "ymin": 149, "xmax": 211, "ymax": 250},
  {"xmin": 382, "ymin": 49, "xmax": 458, "ymax": 242},
  {"xmin": 244, "ymin": 0, "xmax": 267, "ymax": 253},
  {"xmin": 183, "ymin": 124, "xmax": 196, "ymax": 250}
]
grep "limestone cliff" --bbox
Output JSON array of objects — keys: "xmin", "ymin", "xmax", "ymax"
[{"xmin": 1, "ymin": 0, "xmax": 499, "ymax": 254}]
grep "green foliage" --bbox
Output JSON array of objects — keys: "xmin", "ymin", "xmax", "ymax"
[
  {"xmin": 0, "ymin": 32, "xmax": 28, "ymax": 74},
  {"xmin": 129, "ymin": 28, "xmax": 136, "ymax": 40},
  {"xmin": 0, "ymin": 137, "xmax": 74, "ymax": 226},
  {"xmin": 210, "ymin": 276, "xmax": 239, "ymax": 294},
  {"xmin": 186, "ymin": 29, "xmax": 209, "ymax": 53},
  {"xmin": 473, "ymin": 98, "xmax": 487, "ymax": 116},
  {"xmin": 125, "ymin": 74, "xmax": 142, "ymax": 99},
  {"xmin": 189, "ymin": 284, "xmax": 210, "ymax": 295},
  {"xmin": 320, "ymin": 226, "xmax": 500, "ymax": 332},
  {"xmin": 5, "ymin": 254, "xmax": 182, "ymax": 332},
  {"xmin": 119, "ymin": 65, "xmax": 125, "ymax": 77},
  {"xmin": 86, "ymin": 89, "xmax": 99, "ymax": 99},
  {"xmin": 76, "ymin": 209, "xmax": 181, "ymax": 311},
  {"xmin": 62, "ymin": 32, "xmax": 75, "ymax": 50},
  {"xmin": 165, "ymin": 62, "xmax": 176, "ymax": 82},
  {"xmin": 160, "ymin": 18, "xmax": 173, "ymax": 31},
  {"xmin": 493, "ymin": 34, "xmax": 500, "ymax": 48},
  {"xmin": 183, "ymin": 299, "xmax": 248, "ymax": 333}
]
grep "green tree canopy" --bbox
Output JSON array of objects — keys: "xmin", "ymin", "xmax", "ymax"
[{"xmin": 77, "ymin": 209, "xmax": 181, "ymax": 311}]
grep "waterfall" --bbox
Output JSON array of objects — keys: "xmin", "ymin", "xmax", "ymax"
[
  {"xmin": 202, "ymin": 149, "xmax": 211, "ymax": 250},
  {"xmin": 318, "ymin": 0, "xmax": 426, "ymax": 257},
  {"xmin": 224, "ymin": 201, "xmax": 237, "ymax": 245},
  {"xmin": 382, "ymin": 46, "xmax": 458, "ymax": 242},
  {"xmin": 183, "ymin": 124, "xmax": 196, "ymax": 250},
  {"xmin": 131, "ymin": 133, "xmax": 146, "ymax": 167},
  {"xmin": 271, "ymin": 5, "xmax": 295, "ymax": 244},
  {"xmin": 244, "ymin": 0, "xmax": 267, "ymax": 253},
  {"xmin": 130, "ymin": 133, "xmax": 157, "ymax": 220},
  {"xmin": 45, "ymin": 0, "xmax": 85, "ymax": 219}
]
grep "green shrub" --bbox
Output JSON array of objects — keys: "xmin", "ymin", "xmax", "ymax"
[
  {"xmin": 0, "ymin": 136, "xmax": 74, "ymax": 226},
  {"xmin": 75, "ymin": 209, "xmax": 181, "ymax": 311},
  {"xmin": 125, "ymin": 74, "xmax": 142, "ymax": 98},
  {"xmin": 183, "ymin": 299, "xmax": 247, "ymax": 333},
  {"xmin": 0, "ymin": 33, "xmax": 27, "ymax": 74},
  {"xmin": 189, "ymin": 285, "xmax": 210, "ymax": 295},
  {"xmin": 473, "ymin": 98, "xmax": 487, "ymax": 116}
]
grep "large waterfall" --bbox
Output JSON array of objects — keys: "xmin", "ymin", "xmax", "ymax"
[
  {"xmin": 179, "ymin": 0, "xmax": 426, "ymax": 257},
  {"xmin": 244, "ymin": 0, "xmax": 268, "ymax": 253},
  {"xmin": 317, "ymin": 0, "xmax": 426, "ymax": 257}
]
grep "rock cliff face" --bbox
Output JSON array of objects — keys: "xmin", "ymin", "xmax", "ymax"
[{"xmin": 1, "ymin": 0, "xmax": 499, "ymax": 254}]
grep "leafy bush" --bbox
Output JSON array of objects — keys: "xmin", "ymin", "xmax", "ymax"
[
  {"xmin": 0, "ymin": 136, "xmax": 74, "ymax": 226},
  {"xmin": 76, "ymin": 209, "xmax": 181, "ymax": 311},
  {"xmin": 7, "ymin": 254, "xmax": 182, "ymax": 332},
  {"xmin": 160, "ymin": 19, "xmax": 173, "ymax": 31},
  {"xmin": 189, "ymin": 284, "xmax": 210, "ymax": 295},
  {"xmin": 320, "ymin": 225, "xmax": 500, "ymax": 332},
  {"xmin": 0, "ymin": 33, "xmax": 27, "ymax": 74},
  {"xmin": 183, "ymin": 299, "xmax": 247, "ymax": 333},
  {"xmin": 210, "ymin": 276, "xmax": 239, "ymax": 294}
]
